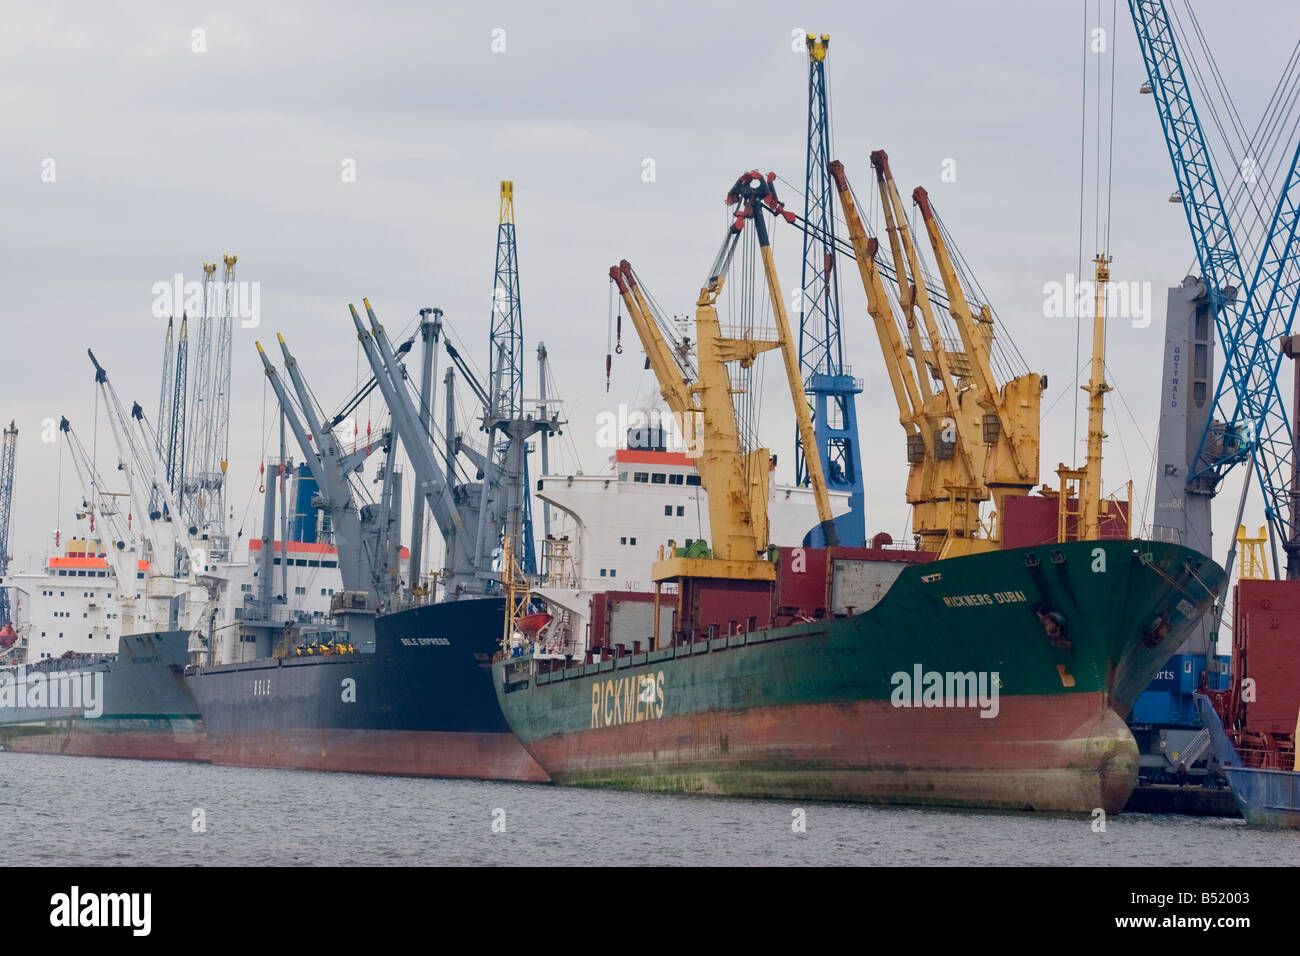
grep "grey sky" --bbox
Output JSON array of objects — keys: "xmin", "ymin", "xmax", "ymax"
[{"xmin": 3, "ymin": 0, "xmax": 1299, "ymax": 572}]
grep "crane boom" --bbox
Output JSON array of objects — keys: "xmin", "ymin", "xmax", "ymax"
[
  {"xmin": 616, "ymin": 170, "xmax": 837, "ymax": 577},
  {"xmin": 0, "ymin": 421, "xmax": 16, "ymax": 627},
  {"xmin": 1131, "ymin": 0, "xmax": 1300, "ymax": 573},
  {"xmin": 352, "ymin": 301, "xmax": 480, "ymax": 593},
  {"xmin": 56, "ymin": 417, "xmax": 141, "ymax": 634},
  {"xmin": 828, "ymin": 162, "xmax": 927, "ymax": 438}
]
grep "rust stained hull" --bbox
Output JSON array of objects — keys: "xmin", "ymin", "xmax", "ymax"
[
  {"xmin": 524, "ymin": 694, "xmax": 1138, "ymax": 813},
  {"xmin": 189, "ymin": 597, "xmax": 550, "ymax": 783},
  {"xmin": 0, "ymin": 720, "xmax": 206, "ymax": 762},
  {"xmin": 203, "ymin": 728, "xmax": 548, "ymax": 782},
  {"xmin": 496, "ymin": 539, "xmax": 1226, "ymax": 814}
]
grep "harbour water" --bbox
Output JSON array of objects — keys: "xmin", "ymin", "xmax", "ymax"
[{"xmin": 0, "ymin": 752, "xmax": 1295, "ymax": 866}]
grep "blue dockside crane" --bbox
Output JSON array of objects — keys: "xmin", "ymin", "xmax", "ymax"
[
  {"xmin": 1132, "ymin": 0, "xmax": 1300, "ymax": 580},
  {"xmin": 797, "ymin": 33, "xmax": 865, "ymax": 548},
  {"xmin": 1127, "ymin": 0, "xmax": 1300, "ymax": 758}
]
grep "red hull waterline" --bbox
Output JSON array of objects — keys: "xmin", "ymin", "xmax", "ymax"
[
  {"xmin": 204, "ymin": 729, "xmax": 550, "ymax": 782},
  {"xmin": 0, "ymin": 729, "xmax": 208, "ymax": 763},
  {"xmin": 524, "ymin": 693, "xmax": 1139, "ymax": 813}
]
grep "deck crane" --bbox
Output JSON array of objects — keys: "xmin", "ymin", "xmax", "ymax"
[
  {"xmin": 352, "ymin": 300, "xmax": 494, "ymax": 599},
  {"xmin": 912, "ymin": 184, "xmax": 1046, "ymax": 538},
  {"xmin": 0, "ymin": 421, "xmax": 16, "ymax": 627},
  {"xmin": 611, "ymin": 169, "xmax": 837, "ymax": 580},
  {"xmin": 87, "ymin": 351, "xmax": 211, "ymax": 636},
  {"xmin": 796, "ymin": 33, "xmax": 865, "ymax": 548},
  {"xmin": 1131, "ymin": 0, "xmax": 1300, "ymax": 578},
  {"xmin": 407, "ymin": 307, "xmax": 442, "ymax": 597},
  {"xmin": 151, "ymin": 317, "xmax": 175, "ymax": 517},
  {"xmin": 57, "ymin": 416, "xmax": 145, "ymax": 635},
  {"xmin": 166, "ymin": 314, "xmax": 189, "ymax": 519},
  {"xmin": 829, "ymin": 157, "xmax": 1044, "ymax": 554},
  {"xmin": 255, "ymin": 334, "xmax": 392, "ymax": 652}
]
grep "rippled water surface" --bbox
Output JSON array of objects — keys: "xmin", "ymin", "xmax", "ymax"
[{"xmin": 0, "ymin": 752, "xmax": 1295, "ymax": 866}]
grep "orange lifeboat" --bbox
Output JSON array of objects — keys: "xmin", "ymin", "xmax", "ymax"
[{"xmin": 515, "ymin": 612, "xmax": 552, "ymax": 636}]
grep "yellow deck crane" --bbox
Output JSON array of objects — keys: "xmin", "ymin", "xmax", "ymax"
[
  {"xmin": 610, "ymin": 170, "xmax": 837, "ymax": 591},
  {"xmin": 831, "ymin": 159, "xmax": 982, "ymax": 553},
  {"xmin": 829, "ymin": 157, "xmax": 1044, "ymax": 555},
  {"xmin": 911, "ymin": 183, "xmax": 1045, "ymax": 544}
]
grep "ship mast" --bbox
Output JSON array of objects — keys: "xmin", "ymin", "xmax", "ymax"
[{"xmin": 1082, "ymin": 254, "xmax": 1112, "ymax": 539}]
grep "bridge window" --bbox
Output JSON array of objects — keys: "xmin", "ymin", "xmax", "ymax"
[
  {"xmin": 651, "ymin": 473, "xmax": 667, "ymax": 484},
  {"xmin": 633, "ymin": 472, "xmax": 650, "ymax": 483}
]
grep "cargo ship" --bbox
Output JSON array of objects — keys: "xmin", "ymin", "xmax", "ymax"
[
  {"xmin": 497, "ymin": 537, "xmax": 1222, "ymax": 813},
  {"xmin": 1, "ymin": 356, "xmax": 218, "ymax": 763},
  {"xmin": 1192, "ymin": 579, "xmax": 1300, "ymax": 827},
  {"xmin": 188, "ymin": 595, "xmax": 551, "ymax": 779},
  {"xmin": 188, "ymin": 429, "xmax": 841, "ymax": 782},
  {"xmin": 187, "ymin": 275, "xmax": 847, "ymax": 781},
  {"xmin": 0, "ymin": 629, "xmax": 203, "ymax": 760},
  {"xmin": 493, "ymin": 165, "xmax": 1227, "ymax": 814},
  {"xmin": 179, "ymin": 313, "xmax": 552, "ymax": 782}
]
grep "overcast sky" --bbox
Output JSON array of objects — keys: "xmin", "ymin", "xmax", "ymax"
[{"xmin": 3, "ymin": 0, "xmax": 1299, "ymax": 574}]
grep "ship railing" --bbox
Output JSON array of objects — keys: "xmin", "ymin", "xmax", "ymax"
[
  {"xmin": 240, "ymin": 606, "xmax": 310, "ymax": 627},
  {"xmin": 519, "ymin": 615, "xmax": 839, "ymax": 690},
  {"xmin": 1148, "ymin": 525, "xmax": 1184, "ymax": 545},
  {"xmin": 1232, "ymin": 746, "xmax": 1297, "ymax": 772}
]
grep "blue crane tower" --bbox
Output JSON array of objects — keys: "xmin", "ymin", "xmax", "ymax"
[
  {"xmin": 1132, "ymin": 0, "xmax": 1300, "ymax": 578},
  {"xmin": 1126, "ymin": 0, "xmax": 1300, "ymax": 750},
  {"xmin": 796, "ymin": 33, "xmax": 864, "ymax": 547},
  {"xmin": 0, "ymin": 421, "xmax": 15, "ymax": 627},
  {"xmin": 488, "ymin": 181, "xmax": 538, "ymax": 574}
]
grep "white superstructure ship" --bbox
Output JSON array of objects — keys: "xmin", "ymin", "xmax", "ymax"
[
  {"xmin": 528, "ymin": 435, "xmax": 851, "ymax": 657},
  {"xmin": 2, "ymin": 531, "xmax": 377, "ymax": 667}
]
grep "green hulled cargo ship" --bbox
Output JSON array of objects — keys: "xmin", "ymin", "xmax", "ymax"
[{"xmin": 495, "ymin": 538, "xmax": 1224, "ymax": 814}]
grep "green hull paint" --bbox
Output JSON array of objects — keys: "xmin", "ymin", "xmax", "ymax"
[{"xmin": 495, "ymin": 539, "xmax": 1224, "ymax": 813}]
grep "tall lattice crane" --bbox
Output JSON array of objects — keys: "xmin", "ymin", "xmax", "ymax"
[
  {"xmin": 0, "ymin": 421, "xmax": 16, "ymax": 627},
  {"xmin": 1131, "ymin": 0, "xmax": 1300, "ymax": 577},
  {"xmin": 488, "ymin": 182, "xmax": 538, "ymax": 574},
  {"xmin": 797, "ymin": 33, "xmax": 865, "ymax": 547},
  {"xmin": 183, "ymin": 257, "xmax": 235, "ymax": 559}
]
